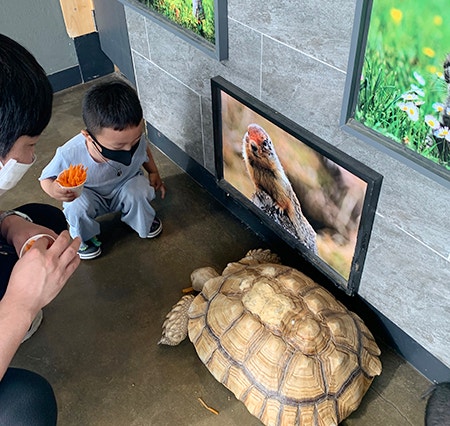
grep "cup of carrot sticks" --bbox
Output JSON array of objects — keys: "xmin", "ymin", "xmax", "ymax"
[
  {"xmin": 19, "ymin": 234, "xmax": 56, "ymax": 258},
  {"xmin": 56, "ymin": 164, "xmax": 87, "ymax": 197}
]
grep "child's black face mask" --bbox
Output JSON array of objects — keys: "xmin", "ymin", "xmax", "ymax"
[{"xmin": 88, "ymin": 131, "xmax": 139, "ymax": 166}]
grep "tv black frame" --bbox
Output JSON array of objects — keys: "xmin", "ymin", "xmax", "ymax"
[{"xmin": 211, "ymin": 76, "xmax": 383, "ymax": 295}]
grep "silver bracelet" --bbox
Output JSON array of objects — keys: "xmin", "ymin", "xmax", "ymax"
[{"xmin": 0, "ymin": 210, "xmax": 33, "ymax": 227}]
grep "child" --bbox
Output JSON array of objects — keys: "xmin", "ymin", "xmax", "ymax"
[{"xmin": 40, "ymin": 79, "xmax": 166, "ymax": 260}]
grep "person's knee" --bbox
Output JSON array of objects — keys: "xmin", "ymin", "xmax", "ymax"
[
  {"xmin": 0, "ymin": 368, "xmax": 57, "ymax": 426},
  {"xmin": 17, "ymin": 203, "xmax": 67, "ymax": 234},
  {"xmin": 64, "ymin": 194, "xmax": 95, "ymax": 219},
  {"xmin": 122, "ymin": 175, "xmax": 155, "ymax": 202}
]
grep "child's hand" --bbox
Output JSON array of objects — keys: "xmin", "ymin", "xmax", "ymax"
[
  {"xmin": 51, "ymin": 180, "xmax": 80, "ymax": 202},
  {"xmin": 40, "ymin": 178, "xmax": 79, "ymax": 202},
  {"xmin": 149, "ymin": 171, "xmax": 166, "ymax": 199}
]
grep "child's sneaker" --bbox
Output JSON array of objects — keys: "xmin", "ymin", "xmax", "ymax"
[
  {"xmin": 146, "ymin": 217, "xmax": 162, "ymax": 238},
  {"xmin": 78, "ymin": 236, "xmax": 102, "ymax": 259}
]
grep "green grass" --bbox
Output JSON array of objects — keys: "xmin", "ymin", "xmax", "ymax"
[
  {"xmin": 356, "ymin": 0, "xmax": 450, "ymax": 170},
  {"xmin": 138, "ymin": 0, "xmax": 215, "ymax": 44}
]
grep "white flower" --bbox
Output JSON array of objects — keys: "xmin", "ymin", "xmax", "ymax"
[
  {"xmin": 435, "ymin": 126, "xmax": 450, "ymax": 138},
  {"xmin": 432, "ymin": 102, "xmax": 445, "ymax": 112},
  {"xmin": 425, "ymin": 114, "xmax": 441, "ymax": 129},
  {"xmin": 401, "ymin": 92, "xmax": 418, "ymax": 101},
  {"xmin": 398, "ymin": 102, "xmax": 419, "ymax": 121}
]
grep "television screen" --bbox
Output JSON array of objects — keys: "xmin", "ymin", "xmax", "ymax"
[{"xmin": 211, "ymin": 76, "xmax": 383, "ymax": 295}]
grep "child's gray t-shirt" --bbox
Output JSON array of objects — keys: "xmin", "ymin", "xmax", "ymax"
[{"xmin": 39, "ymin": 132, "xmax": 149, "ymax": 199}]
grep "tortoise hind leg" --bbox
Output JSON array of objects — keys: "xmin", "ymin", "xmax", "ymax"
[{"xmin": 158, "ymin": 294, "xmax": 195, "ymax": 346}]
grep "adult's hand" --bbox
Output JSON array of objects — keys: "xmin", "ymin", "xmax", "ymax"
[
  {"xmin": 6, "ymin": 231, "xmax": 81, "ymax": 313},
  {"xmin": 0, "ymin": 231, "xmax": 80, "ymax": 379}
]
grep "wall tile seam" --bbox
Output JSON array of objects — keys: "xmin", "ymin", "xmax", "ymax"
[
  {"xmin": 124, "ymin": 7, "xmax": 150, "ymax": 60},
  {"xmin": 130, "ymin": 48, "xmax": 206, "ymax": 166},
  {"xmin": 131, "ymin": 48, "xmax": 141, "ymax": 99},
  {"xmin": 375, "ymin": 212, "xmax": 449, "ymax": 262},
  {"xmin": 228, "ymin": 17, "xmax": 346, "ymax": 75},
  {"xmin": 143, "ymin": 13, "xmax": 152, "ymax": 61},
  {"xmin": 259, "ymin": 30, "xmax": 264, "ymax": 99},
  {"xmin": 396, "ymin": 225, "xmax": 449, "ymax": 262},
  {"xmin": 130, "ymin": 48, "xmax": 203, "ymax": 98}
]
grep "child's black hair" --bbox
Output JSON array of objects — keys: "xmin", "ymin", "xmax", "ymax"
[
  {"xmin": 0, "ymin": 34, "xmax": 53, "ymax": 158},
  {"xmin": 82, "ymin": 79, "xmax": 143, "ymax": 136}
]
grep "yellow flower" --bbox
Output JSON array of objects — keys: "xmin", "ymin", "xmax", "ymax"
[
  {"xmin": 433, "ymin": 15, "xmax": 443, "ymax": 26},
  {"xmin": 390, "ymin": 8, "xmax": 403, "ymax": 24},
  {"xmin": 423, "ymin": 47, "xmax": 435, "ymax": 58}
]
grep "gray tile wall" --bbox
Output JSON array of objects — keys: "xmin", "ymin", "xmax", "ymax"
[{"xmin": 124, "ymin": 1, "xmax": 450, "ymax": 368}]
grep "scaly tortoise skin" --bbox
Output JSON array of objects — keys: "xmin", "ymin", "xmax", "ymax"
[{"xmin": 160, "ymin": 249, "xmax": 382, "ymax": 426}]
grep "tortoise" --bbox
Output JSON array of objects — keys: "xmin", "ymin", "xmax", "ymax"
[{"xmin": 159, "ymin": 249, "xmax": 382, "ymax": 426}]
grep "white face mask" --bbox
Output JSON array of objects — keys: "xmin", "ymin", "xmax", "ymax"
[{"xmin": 0, "ymin": 156, "xmax": 36, "ymax": 197}]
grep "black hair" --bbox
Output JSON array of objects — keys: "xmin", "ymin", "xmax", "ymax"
[
  {"xmin": 0, "ymin": 34, "xmax": 53, "ymax": 158},
  {"xmin": 82, "ymin": 79, "xmax": 143, "ymax": 136}
]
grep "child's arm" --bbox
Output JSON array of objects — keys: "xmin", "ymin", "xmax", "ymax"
[
  {"xmin": 40, "ymin": 178, "xmax": 79, "ymax": 202},
  {"xmin": 143, "ymin": 145, "xmax": 166, "ymax": 199}
]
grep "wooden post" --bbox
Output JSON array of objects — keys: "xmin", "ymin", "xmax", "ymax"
[{"xmin": 59, "ymin": 0, "xmax": 96, "ymax": 38}]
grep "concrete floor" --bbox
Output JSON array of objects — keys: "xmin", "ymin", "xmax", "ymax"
[{"xmin": 5, "ymin": 78, "xmax": 433, "ymax": 425}]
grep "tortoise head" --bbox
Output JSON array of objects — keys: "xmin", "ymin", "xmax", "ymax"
[{"xmin": 190, "ymin": 266, "xmax": 220, "ymax": 291}]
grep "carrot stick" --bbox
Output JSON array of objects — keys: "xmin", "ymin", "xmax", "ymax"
[
  {"xmin": 56, "ymin": 164, "xmax": 87, "ymax": 187},
  {"xmin": 197, "ymin": 397, "xmax": 219, "ymax": 415}
]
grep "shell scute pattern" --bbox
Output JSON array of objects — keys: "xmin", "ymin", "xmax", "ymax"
[
  {"xmin": 242, "ymin": 386, "xmax": 267, "ymax": 419},
  {"xmin": 206, "ymin": 293, "xmax": 244, "ymax": 339},
  {"xmin": 191, "ymin": 325, "xmax": 216, "ymax": 365},
  {"xmin": 302, "ymin": 287, "xmax": 347, "ymax": 316},
  {"xmin": 245, "ymin": 332, "xmax": 288, "ymax": 392},
  {"xmin": 318, "ymin": 344, "xmax": 359, "ymax": 395},
  {"xmin": 220, "ymin": 313, "xmax": 264, "ymax": 364},
  {"xmin": 206, "ymin": 347, "xmax": 231, "ymax": 383},
  {"xmin": 198, "ymin": 275, "xmax": 222, "ymax": 301},
  {"xmin": 280, "ymin": 351, "xmax": 325, "ymax": 400},
  {"xmin": 325, "ymin": 314, "xmax": 358, "ymax": 349},
  {"xmin": 226, "ymin": 364, "xmax": 255, "ymax": 399}
]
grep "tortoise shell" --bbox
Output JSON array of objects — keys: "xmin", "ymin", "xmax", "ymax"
[{"xmin": 187, "ymin": 254, "xmax": 381, "ymax": 426}]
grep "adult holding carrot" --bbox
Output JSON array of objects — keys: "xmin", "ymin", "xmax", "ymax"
[{"xmin": 0, "ymin": 34, "xmax": 81, "ymax": 425}]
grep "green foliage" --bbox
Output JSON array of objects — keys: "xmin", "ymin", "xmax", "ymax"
[
  {"xmin": 138, "ymin": 0, "xmax": 215, "ymax": 44},
  {"xmin": 356, "ymin": 0, "xmax": 450, "ymax": 170}
]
